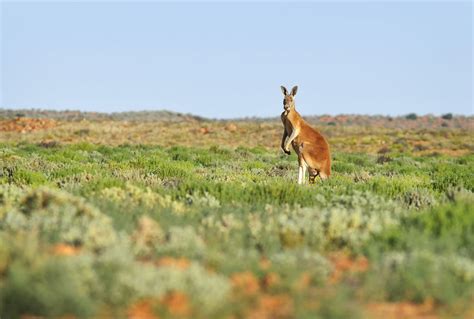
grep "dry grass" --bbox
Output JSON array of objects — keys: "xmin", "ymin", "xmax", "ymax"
[{"xmin": 1, "ymin": 116, "xmax": 472, "ymax": 156}]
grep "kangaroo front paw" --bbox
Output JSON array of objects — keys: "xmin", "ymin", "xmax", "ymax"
[
  {"xmin": 282, "ymin": 147, "xmax": 291, "ymax": 155},
  {"xmin": 281, "ymin": 145, "xmax": 290, "ymax": 155}
]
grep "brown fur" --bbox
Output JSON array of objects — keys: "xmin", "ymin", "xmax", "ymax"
[{"xmin": 280, "ymin": 86, "xmax": 331, "ymax": 183}]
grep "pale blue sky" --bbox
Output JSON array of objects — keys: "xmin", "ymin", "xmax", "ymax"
[{"xmin": 1, "ymin": 1, "xmax": 472, "ymax": 118}]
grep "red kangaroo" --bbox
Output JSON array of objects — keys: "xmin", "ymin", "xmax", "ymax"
[{"xmin": 280, "ymin": 85, "xmax": 331, "ymax": 184}]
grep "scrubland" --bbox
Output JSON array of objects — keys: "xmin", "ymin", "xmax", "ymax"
[{"xmin": 0, "ymin": 111, "xmax": 473, "ymax": 318}]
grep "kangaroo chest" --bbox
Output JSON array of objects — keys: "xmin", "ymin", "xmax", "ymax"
[
  {"xmin": 282, "ymin": 111, "xmax": 295, "ymax": 133},
  {"xmin": 281, "ymin": 111, "xmax": 303, "ymax": 148}
]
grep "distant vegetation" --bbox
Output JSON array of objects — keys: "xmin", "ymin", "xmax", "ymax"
[
  {"xmin": 442, "ymin": 113, "xmax": 454, "ymax": 120},
  {"xmin": 0, "ymin": 109, "xmax": 204, "ymax": 122},
  {"xmin": 0, "ymin": 109, "xmax": 473, "ymax": 318},
  {"xmin": 0, "ymin": 109, "xmax": 471, "ymax": 128}
]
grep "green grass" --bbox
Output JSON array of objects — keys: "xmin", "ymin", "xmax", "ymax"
[{"xmin": 0, "ymin": 143, "xmax": 473, "ymax": 318}]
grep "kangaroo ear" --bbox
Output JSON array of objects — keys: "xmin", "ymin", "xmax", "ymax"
[
  {"xmin": 280, "ymin": 86, "xmax": 288, "ymax": 96},
  {"xmin": 291, "ymin": 86, "xmax": 298, "ymax": 96}
]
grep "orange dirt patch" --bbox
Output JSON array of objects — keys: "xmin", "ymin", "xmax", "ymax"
[
  {"xmin": 366, "ymin": 300, "xmax": 438, "ymax": 319},
  {"xmin": 51, "ymin": 244, "xmax": 81, "ymax": 256},
  {"xmin": 225, "ymin": 123, "xmax": 238, "ymax": 132},
  {"xmin": 231, "ymin": 271, "xmax": 260, "ymax": 296},
  {"xmin": 199, "ymin": 127, "xmax": 210, "ymax": 134},
  {"xmin": 155, "ymin": 257, "xmax": 190, "ymax": 270},
  {"xmin": 248, "ymin": 294, "xmax": 294, "ymax": 319},
  {"xmin": 328, "ymin": 253, "xmax": 369, "ymax": 284},
  {"xmin": 127, "ymin": 299, "xmax": 160, "ymax": 319},
  {"xmin": 261, "ymin": 272, "xmax": 280, "ymax": 290},
  {"xmin": 160, "ymin": 292, "xmax": 191, "ymax": 317},
  {"xmin": 0, "ymin": 118, "xmax": 57, "ymax": 132}
]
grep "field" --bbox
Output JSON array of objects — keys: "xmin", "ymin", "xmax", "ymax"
[{"xmin": 0, "ymin": 111, "xmax": 473, "ymax": 319}]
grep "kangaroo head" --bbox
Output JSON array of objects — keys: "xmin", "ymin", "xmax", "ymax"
[{"xmin": 280, "ymin": 85, "xmax": 298, "ymax": 111}]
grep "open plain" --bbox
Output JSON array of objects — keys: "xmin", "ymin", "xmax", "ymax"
[{"xmin": 0, "ymin": 110, "xmax": 473, "ymax": 318}]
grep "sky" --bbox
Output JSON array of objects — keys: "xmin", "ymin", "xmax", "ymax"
[{"xmin": 1, "ymin": 1, "xmax": 472, "ymax": 118}]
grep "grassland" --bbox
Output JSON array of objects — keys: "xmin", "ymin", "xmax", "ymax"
[{"xmin": 0, "ymin": 111, "xmax": 473, "ymax": 318}]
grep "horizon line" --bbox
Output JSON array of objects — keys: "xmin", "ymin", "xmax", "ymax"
[{"xmin": 1, "ymin": 108, "xmax": 472, "ymax": 120}]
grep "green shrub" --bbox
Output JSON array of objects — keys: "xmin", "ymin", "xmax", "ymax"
[
  {"xmin": 270, "ymin": 249, "xmax": 331, "ymax": 283},
  {"xmin": 366, "ymin": 251, "xmax": 474, "ymax": 305},
  {"xmin": 0, "ymin": 234, "xmax": 230, "ymax": 318},
  {"xmin": 402, "ymin": 188, "xmax": 437, "ymax": 209},
  {"xmin": 365, "ymin": 199, "xmax": 474, "ymax": 257},
  {"xmin": 313, "ymin": 288, "xmax": 362, "ymax": 319},
  {"xmin": 0, "ymin": 233, "xmax": 99, "ymax": 318},
  {"xmin": 409, "ymin": 200, "xmax": 474, "ymax": 255},
  {"xmin": 1, "ymin": 188, "xmax": 117, "ymax": 250},
  {"xmin": 93, "ymin": 241, "xmax": 230, "ymax": 313}
]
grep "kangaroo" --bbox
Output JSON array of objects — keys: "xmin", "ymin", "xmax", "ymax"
[{"xmin": 280, "ymin": 85, "xmax": 331, "ymax": 184}]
